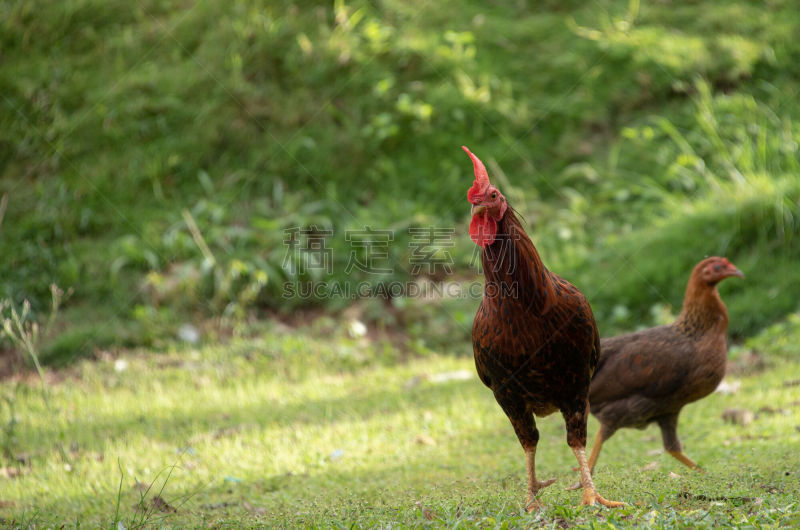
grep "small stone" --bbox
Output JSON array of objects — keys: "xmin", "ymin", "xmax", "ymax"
[
  {"xmin": 178, "ymin": 324, "xmax": 200, "ymax": 343},
  {"xmin": 428, "ymin": 370, "xmax": 473, "ymax": 384},
  {"xmin": 714, "ymin": 379, "xmax": 741, "ymax": 395},
  {"xmin": 347, "ymin": 320, "xmax": 367, "ymax": 338},
  {"xmin": 721, "ymin": 408, "xmax": 754, "ymax": 426}
]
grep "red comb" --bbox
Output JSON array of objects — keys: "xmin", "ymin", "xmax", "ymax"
[{"xmin": 463, "ymin": 146, "xmax": 490, "ymax": 204}]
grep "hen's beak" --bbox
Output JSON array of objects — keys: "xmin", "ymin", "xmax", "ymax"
[
  {"xmin": 729, "ymin": 267, "xmax": 745, "ymax": 278},
  {"xmin": 471, "ymin": 204, "xmax": 486, "ymax": 217}
]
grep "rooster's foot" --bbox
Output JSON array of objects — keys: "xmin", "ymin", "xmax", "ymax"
[
  {"xmin": 534, "ymin": 477, "xmax": 556, "ymax": 490},
  {"xmin": 580, "ymin": 490, "xmax": 624, "ymax": 508},
  {"xmin": 525, "ymin": 478, "xmax": 556, "ymax": 512},
  {"xmin": 525, "ymin": 498, "xmax": 545, "ymax": 512}
]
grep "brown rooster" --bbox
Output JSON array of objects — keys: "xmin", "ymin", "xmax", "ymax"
[
  {"xmin": 464, "ymin": 146, "xmax": 622, "ymax": 511},
  {"xmin": 579, "ymin": 257, "xmax": 743, "ymax": 482}
]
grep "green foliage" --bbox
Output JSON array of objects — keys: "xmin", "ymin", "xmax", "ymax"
[
  {"xmin": 746, "ymin": 310, "xmax": 800, "ymax": 358},
  {"xmin": 1, "ymin": 0, "xmax": 799, "ymax": 358},
  {"xmin": 570, "ymin": 174, "xmax": 800, "ymax": 337}
]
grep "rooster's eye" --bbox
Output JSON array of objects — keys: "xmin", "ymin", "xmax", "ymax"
[{"xmin": 491, "ymin": 192, "xmax": 497, "ymax": 199}]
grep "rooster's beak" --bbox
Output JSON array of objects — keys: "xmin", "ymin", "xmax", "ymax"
[{"xmin": 471, "ymin": 204, "xmax": 486, "ymax": 217}]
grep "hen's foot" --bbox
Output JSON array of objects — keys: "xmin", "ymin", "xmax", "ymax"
[
  {"xmin": 667, "ymin": 450, "xmax": 701, "ymax": 471},
  {"xmin": 565, "ymin": 480, "xmax": 582, "ymax": 491}
]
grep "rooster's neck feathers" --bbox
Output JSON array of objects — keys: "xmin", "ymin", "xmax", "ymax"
[
  {"xmin": 674, "ymin": 278, "xmax": 729, "ymax": 337},
  {"xmin": 479, "ymin": 208, "xmax": 556, "ymax": 314}
]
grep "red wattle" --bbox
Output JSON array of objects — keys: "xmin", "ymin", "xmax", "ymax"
[{"xmin": 470, "ymin": 214, "xmax": 497, "ymax": 247}]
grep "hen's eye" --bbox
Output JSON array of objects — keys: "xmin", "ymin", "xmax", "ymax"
[
  {"xmin": 491, "ymin": 192, "xmax": 497, "ymax": 199},
  {"xmin": 713, "ymin": 264, "xmax": 721, "ymax": 271}
]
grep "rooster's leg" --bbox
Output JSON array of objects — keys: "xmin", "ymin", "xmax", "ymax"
[
  {"xmin": 563, "ymin": 405, "xmax": 623, "ymax": 508},
  {"xmin": 658, "ymin": 414, "xmax": 702, "ymax": 471},
  {"xmin": 524, "ymin": 445, "xmax": 556, "ymax": 511},
  {"xmin": 506, "ymin": 412, "xmax": 555, "ymax": 512},
  {"xmin": 566, "ymin": 424, "xmax": 610, "ymax": 491},
  {"xmin": 571, "ymin": 445, "xmax": 624, "ymax": 507}
]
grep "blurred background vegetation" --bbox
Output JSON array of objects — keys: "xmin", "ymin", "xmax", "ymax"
[{"xmin": 1, "ymin": 0, "xmax": 798, "ymax": 366}]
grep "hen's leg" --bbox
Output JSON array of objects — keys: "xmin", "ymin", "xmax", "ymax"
[
  {"xmin": 658, "ymin": 414, "xmax": 701, "ymax": 471},
  {"xmin": 587, "ymin": 423, "xmax": 609, "ymax": 474},
  {"xmin": 505, "ymin": 410, "xmax": 555, "ymax": 512},
  {"xmin": 566, "ymin": 423, "xmax": 612, "ymax": 491},
  {"xmin": 562, "ymin": 403, "xmax": 623, "ymax": 508}
]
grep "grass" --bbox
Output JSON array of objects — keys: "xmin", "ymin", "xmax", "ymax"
[
  {"xmin": 1, "ymin": 319, "xmax": 799, "ymax": 527},
  {"xmin": 1, "ymin": 1, "xmax": 800, "ymax": 525},
  {"xmin": 2, "ymin": 0, "xmax": 800, "ymax": 363}
]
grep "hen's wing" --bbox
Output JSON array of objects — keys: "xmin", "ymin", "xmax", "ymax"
[{"xmin": 589, "ymin": 325, "xmax": 696, "ymax": 427}]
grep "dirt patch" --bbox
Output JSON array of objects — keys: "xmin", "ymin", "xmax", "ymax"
[
  {"xmin": 0, "ymin": 348, "xmax": 23, "ymax": 380},
  {"xmin": 726, "ymin": 350, "xmax": 769, "ymax": 376}
]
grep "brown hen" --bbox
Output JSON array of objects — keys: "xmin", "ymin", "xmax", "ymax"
[
  {"xmin": 583, "ymin": 257, "xmax": 743, "ymax": 479},
  {"xmin": 464, "ymin": 146, "xmax": 622, "ymax": 511}
]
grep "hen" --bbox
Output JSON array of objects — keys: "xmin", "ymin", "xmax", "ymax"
[
  {"xmin": 464, "ymin": 146, "xmax": 621, "ymax": 511},
  {"xmin": 582, "ymin": 257, "xmax": 743, "ymax": 479}
]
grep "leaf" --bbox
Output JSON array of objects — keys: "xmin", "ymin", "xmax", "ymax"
[
  {"xmin": 414, "ymin": 434, "xmax": 437, "ymax": 446},
  {"xmin": 642, "ymin": 461, "xmax": 659, "ymax": 471}
]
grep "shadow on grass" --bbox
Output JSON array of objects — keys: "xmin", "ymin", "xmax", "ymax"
[
  {"xmin": 19, "ymin": 436, "xmax": 800, "ymax": 527},
  {"xmin": 25, "ymin": 376, "xmax": 483, "ymax": 451}
]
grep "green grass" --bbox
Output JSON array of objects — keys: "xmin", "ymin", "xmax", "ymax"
[
  {"xmin": 2, "ymin": 1, "xmax": 800, "ymax": 524},
  {"xmin": 2, "ymin": 0, "xmax": 800, "ymax": 363},
  {"xmin": 2, "ymin": 2, "xmax": 800, "ymax": 526},
  {"xmin": 1, "ymin": 320, "xmax": 799, "ymax": 527}
]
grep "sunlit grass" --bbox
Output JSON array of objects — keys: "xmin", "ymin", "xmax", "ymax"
[{"xmin": 1, "ymin": 324, "xmax": 799, "ymax": 527}]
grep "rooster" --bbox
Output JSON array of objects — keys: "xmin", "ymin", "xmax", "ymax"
[
  {"xmin": 574, "ymin": 257, "xmax": 743, "ymax": 483},
  {"xmin": 464, "ymin": 146, "xmax": 622, "ymax": 511}
]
